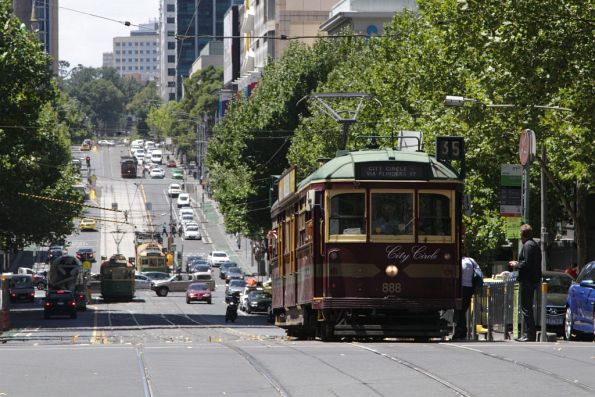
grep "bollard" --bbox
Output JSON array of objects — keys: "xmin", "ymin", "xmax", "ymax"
[
  {"xmin": 540, "ymin": 281, "xmax": 548, "ymax": 342},
  {"xmin": 486, "ymin": 285, "xmax": 493, "ymax": 341},
  {"xmin": 502, "ymin": 282, "xmax": 510, "ymax": 340}
]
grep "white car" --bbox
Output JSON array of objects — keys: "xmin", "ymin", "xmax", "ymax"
[
  {"xmin": 134, "ymin": 274, "xmax": 152, "ymax": 289},
  {"xmin": 177, "ymin": 193, "xmax": 190, "ymax": 208},
  {"xmin": 168, "ymin": 183, "xmax": 182, "ymax": 197},
  {"xmin": 97, "ymin": 139, "xmax": 115, "ymax": 146},
  {"xmin": 183, "ymin": 223, "xmax": 201, "ymax": 240},
  {"xmin": 207, "ymin": 251, "xmax": 230, "ymax": 267},
  {"xmin": 150, "ymin": 167, "xmax": 165, "ymax": 179},
  {"xmin": 180, "ymin": 213, "xmax": 194, "ymax": 224},
  {"xmin": 179, "ymin": 207, "xmax": 193, "ymax": 218}
]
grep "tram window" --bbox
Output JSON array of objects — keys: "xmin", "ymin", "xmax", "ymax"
[
  {"xmin": 329, "ymin": 193, "xmax": 365, "ymax": 235},
  {"xmin": 419, "ymin": 193, "xmax": 451, "ymax": 236},
  {"xmin": 371, "ymin": 193, "xmax": 413, "ymax": 235}
]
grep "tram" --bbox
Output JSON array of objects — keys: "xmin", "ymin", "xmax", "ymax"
[
  {"xmin": 135, "ymin": 232, "xmax": 168, "ymax": 274},
  {"xmin": 268, "ymin": 139, "xmax": 464, "ymax": 340},
  {"xmin": 100, "ymin": 254, "xmax": 135, "ymax": 302}
]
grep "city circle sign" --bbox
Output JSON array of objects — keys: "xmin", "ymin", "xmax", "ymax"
[{"xmin": 519, "ymin": 129, "xmax": 536, "ymax": 166}]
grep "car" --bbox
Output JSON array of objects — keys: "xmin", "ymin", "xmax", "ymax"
[
  {"xmin": 44, "ymin": 290, "xmax": 77, "ymax": 319},
  {"xmin": 188, "ymin": 259, "xmax": 209, "ymax": 273},
  {"xmin": 186, "ymin": 283, "xmax": 212, "ymax": 304},
  {"xmin": 180, "ymin": 213, "xmax": 194, "ymax": 224},
  {"xmin": 151, "ymin": 273, "xmax": 199, "ymax": 297},
  {"xmin": 8, "ymin": 275, "xmax": 35, "ymax": 302},
  {"xmin": 150, "ymin": 167, "xmax": 165, "ymax": 179},
  {"xmin": 150, "ymin": 150, "xmax": 163, "ymax": 164},
  {"xmin": 32, "ymin": 272, "xmax": 47, "ymax": 290},
  {"xmin": 541, "ymin": 271, "xmax": 573, "ymax": 335},
  {"xmin": 168, "ymin": 183, "xmax": 182, "ymax": 198},
  {"xmin": 190, "ymin": 264, "xmax": 211, "ymax": 276},
  {"xmin": 225, "ymin": 279, "xmax": 247, "ymax": 303},
  {"xmin": 166, "ymin": 159, "xmax": 177, "ymax": 168},
  {"xmin": 171, "ymin": 168, "xmax": 184, "ymax": 180},
  {"xmin": 208, "ymin": 251, "xmax": 230, "ymax": 268},
  {"xmin": 219, "ymin": 261, "xmax": 238, "ymax": 280},
  {"xmin": 80, "ymin": 141, "xmax": 91, "ymax": 151},
  {"xmin": 135, "ymin": 274, "xmax": 152, "ymax": 289},
  {"xmin": 565, "ymin": 261, "xmax": 595, "ymax": 341},
  {"xmin": 142, "ymin": 271, "xmax": 171, "ymax": 281},
  {"xmin": 75, "ymin": 247, "xmax": 96, "ymax": 263},
  {"xmin": 183, "ymin": 223, "xmax": 201, "ymax": 240},
  {"xmin": 73, "ymin": 289, "xmax": 87, "ymax": 311},
  {"xmin": 97, "ymin": 139, "xmax": 115, "ymax": 146},
  {"xmin": 71, "ymin": 159, "xmax": 82, "ymax": 173},
  {"xmin": 47, "ymin": 245, "xmax": 67, "ymax": 263},
  {"xmin": 244, "ymin": 289, "xmax": 272, "ymax": 314},
  {"xmin": 179, "ymin": 207, "xmax": 194, "ymax": 218},
  {"xmin": 79, "ymin": 218, "xmax": 97, "ymax": 231},
  {"xmin": 225, "ymin": 267, "xmax": 244, "ymax": 284},
  {"xmin": 177, "ymin": 193, "xmax": 190, "ymax": 208}
]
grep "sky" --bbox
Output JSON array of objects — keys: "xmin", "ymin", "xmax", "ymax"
[{"xmin": 59, "ymin": 1, "xmax": 160, "ymax": 68}]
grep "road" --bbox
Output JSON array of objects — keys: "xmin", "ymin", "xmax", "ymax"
[{"xmin": 1, "ymin": 144, "xmax": 594, "ymax": 397}]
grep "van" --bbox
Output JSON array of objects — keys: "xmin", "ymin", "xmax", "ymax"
[{"xmin": 150, "ymin": 150, "xmax": 163, "ymax": 164}]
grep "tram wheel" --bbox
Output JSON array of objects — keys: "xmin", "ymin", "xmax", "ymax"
[{"xmin": 317, "ymin": 322, "xmax": 336, "ymax": 342}]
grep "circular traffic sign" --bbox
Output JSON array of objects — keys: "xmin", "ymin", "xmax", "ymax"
[
  {"xmin": 519, "ymin": 129, "xmax": 536, "ymax": 166},
  {"xmin": 82, "ymin": 260, "xmax": 92, "ymax": 269}
]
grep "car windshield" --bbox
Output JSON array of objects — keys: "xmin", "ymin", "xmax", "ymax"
[
  {"xmin": 170, "ymin": 184, "xmax": 180, "ymax": 190},
  {"xmin": 249, "ymin": 292, "xmax": 271, "ymax": 300},
  {"xmin": 189, "ymin": 283, "xmax": 208, "ymax": 291},
  {"xmin": 228, "ymin": 267, "xmax": 241, "ymax": 274},
  {"xmin": 194, "ymin": 265, "xmax": 209, "ymax": 272},
  {"xmin": 213, "ymin": 253, "xmax": 227, "ymax": 258},
  {"xmin": 229, "ymin": 280, "xmax": 246, "ymax": 288},
  {"xmin": 544, "ymin": 274, "xmax": 573, "ymax": 294},
  {"xmin": 186, "ymin": 225, "xmax": 199, "ymax": 231}
]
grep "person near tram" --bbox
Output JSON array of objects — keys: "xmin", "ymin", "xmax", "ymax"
[
  {"xmin": 453, "ymin": 255, "xmax": 482, "ymax": 340},
  {"xmin": 509, "ymin": 224, "xmax": 542, "ymax": 342}
]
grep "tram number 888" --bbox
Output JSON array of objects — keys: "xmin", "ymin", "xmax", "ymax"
[{"xmin": 382, "ymin": 282, "xmax": 402, "ymax": 294}]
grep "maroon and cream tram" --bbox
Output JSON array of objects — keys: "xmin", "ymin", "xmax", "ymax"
[{"xmin": 268, "ymin": 145, "xmax": 464, "ymax": 340}]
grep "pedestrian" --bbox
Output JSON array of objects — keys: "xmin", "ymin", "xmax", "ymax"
[
  {"xmin": 453, "ymin": 254, "xmax": 482, "ymax": 340},
  {"xmin": 162, "ymin": 223, "xmax": 167, "ymax": 237},
  {"xmin": 178, "ymin": 224, "xmax": 183, "ymax": 237},
  {"xmin": 509, "ymin": 224, "xmax": 542, "ymax": 342}
]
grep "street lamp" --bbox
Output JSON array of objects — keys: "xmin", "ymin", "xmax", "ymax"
[{"xmin": 445, "ymin": 94, "xmax": 572, "ymax": 342}]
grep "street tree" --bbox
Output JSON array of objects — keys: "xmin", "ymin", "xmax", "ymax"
[{"xmin": 127, "ymin": 81, "xmax": 161, "ymax": 137}]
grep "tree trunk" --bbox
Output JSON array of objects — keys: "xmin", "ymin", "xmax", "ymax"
[{"xmin": 575, "ymin": 183, "xmax": 588, "ymax": 269}]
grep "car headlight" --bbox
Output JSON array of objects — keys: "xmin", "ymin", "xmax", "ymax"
[{"xmin": 250, "ymin": 302, "xmax": 258, "ymax": 306}]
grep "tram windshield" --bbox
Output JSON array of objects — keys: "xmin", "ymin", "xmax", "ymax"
[
  {"xmin": 419, "ymin": 192, "xmax": 452, "ymax": 236},
  {"xmin": 329, "ymin": 193, "xmax": 365, "ymax": 235},
  {"xmin": 371, "ymin": 192, "xmax": 413, "ymax": 236}
]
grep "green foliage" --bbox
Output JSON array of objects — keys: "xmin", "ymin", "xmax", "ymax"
[
  {"xmin": 0, "ymin": 1, "xmax": 82, "ymax": 252},
  {"xmin": 127, "ymin": 81, "xmax": 161, "ymax": 137}
]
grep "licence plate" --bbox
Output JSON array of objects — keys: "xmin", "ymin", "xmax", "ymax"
[
  {"xmin": 57, "ymin": 302, "xmax": 64, "ymax": 306},
  {"xmin": 547, "ymin": 317, "xmax": 563, "ymax": 325}
]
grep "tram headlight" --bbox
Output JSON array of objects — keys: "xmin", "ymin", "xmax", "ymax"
[
  {"xmin": 329, "ymin": 251, "xmax": 339, "ymax": 261},
  {"xmin": 444, "ymin": 253, "xmax": 451, "ymax": 261},
  {"xmin": 385, "ymin": 265, "xmax": 399, "ymax": 277}
]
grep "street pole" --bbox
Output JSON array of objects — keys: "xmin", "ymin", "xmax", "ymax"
[{"xmin": 539, "ymin": 145, "xmax": 548, "ymax": 341}]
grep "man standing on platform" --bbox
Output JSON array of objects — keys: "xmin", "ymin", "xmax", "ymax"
[{"xmin": 509, "ymin": 224, "xmax": 542, "ymax": 342}]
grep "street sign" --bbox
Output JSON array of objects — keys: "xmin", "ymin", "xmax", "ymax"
[
  {"xmin": 504, "ymin": 216, "xmax": 523, "ymax": 239},
  {"xmin": 436, "ymin": 136, "xmax": 465, "ymax": 161},
  {"xmin": 82, "ymin": 260, "xmax": 92, "ymax": 269},
  {"xmin": 500, "ymin": 165, "xmax": 522, "ymax": 216},
  {"xmin": 519, "ymin": 129, "xmax": 536, "ymax": 166}
]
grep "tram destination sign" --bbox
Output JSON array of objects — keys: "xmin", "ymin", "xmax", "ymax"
[{"xmin": 355, "ymin": 162, "xmax": 430, "ymax": 180}]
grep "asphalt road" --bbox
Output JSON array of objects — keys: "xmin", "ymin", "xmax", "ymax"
[{"xmin": 2, "ymin": 144, "xmax": 594, "ymax": 397}]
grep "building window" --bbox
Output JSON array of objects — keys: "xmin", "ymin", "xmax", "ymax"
[
  {"xmin": 169, "ymin": 93, "xmax": 176, "ymax": 100},
  {"xmin": 166, "ymin": 4, "xmax": 175, "ymax": 12},
  {"xmin": 140, "ymin": 66, "xmax": 144, "ymax": 70},
  {"xmin": 135, "ymin": 42, "xmax": 138, "ymax": 46},
  {"xmin": 167, "ymin": 55, "xmax": 175, "ymax": 63},
  {"xmin": 167, "ymin": 17, "xmax": 175, "ymax": 23},
  {"xmin": 115, "ymin": 42, "xmax": 120, "ymax": 47},
  {"xmin": 128, "ymin": 66, "xmax": 133, "ymax": 70},
  {"xmin": 140, "ymin": 42, "xmax": 144, "ymax": 46},
  {"xmin": 167, "ymin": 42, "xmax": 175, "ymax": 50},
  {"xmin": 167, "ymin": 68, "xmax": 175, "ymax": 76},
  {"xmin": 167, "ymin": 81, "xmax": 175, "ymax": 87},
  {"xmin": 167, "ymin": 31, "xmax": 175, "ymax": 37},
  {"xmin": 115, "ymin": 50, "xmax": 120, "ymax": 54}
]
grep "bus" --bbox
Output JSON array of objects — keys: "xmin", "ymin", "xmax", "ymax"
[
  {"xmin": 268, "ymin": 139, "xmax": 464, "ymax": 341},
  {"xmin": 100, "ymin": 254, "xmax": 135, "ymax": 302}
]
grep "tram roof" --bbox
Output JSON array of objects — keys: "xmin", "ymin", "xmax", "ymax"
[{"xmin": 297, "ymin": 149, "xmax": 459, "ymax": 190}]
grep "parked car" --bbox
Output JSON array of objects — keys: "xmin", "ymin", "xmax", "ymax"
[
  {"xmin": 186, "ymin": 283, "xmax": 212, "ymax": 304},
  {"xmin": 565, "ymin": 261, "xmax": 595, "ymax": 341},
  {"xmin": 208, "ymin": 251, "xmax": 230, "ymax": 268},
  {"xmin": 177, "ymin": 193, "xmax": 190, "ymax": 208},
  {"xmin": 183, "ymin": 223, "xmax": 201, "ymax": 240},
  {"xmin": 75, "ymin": 247, "xmax": 96, "ymax": 263},
  {"xmin": 541, "ymin": 271, "xmax": 573, "ymax": 335},
  {"xmin": 225, "ymin": 267, "xmax": 244, "ymax": 284},
  {"xmin": 44, "ymin": 290, "xmax": 77, "ymax": 319},
  {"xmin": 135, "ymin": 274, "xmax": 152, "ymax": 289},
  {"xmin": 8, "ymin": 275, "xmax": 35, "ymax": 302},
  {"xmin": 79, "ymin": 218, "xmax": 97, "ymax": 231},
  {"xmin": 168, "ymin": 183, "xmax": 182, "ymax": 198},
  {"xmin": 150, "ymin": 167, "xmax": 166, "ymax": 179},
  {"xmin": 219, "ymin": 261, "xmax": 237, "ymax": 280},
  {"xmin": 244, "ymin": 290, "xmax": 272, "ymax": 314}
]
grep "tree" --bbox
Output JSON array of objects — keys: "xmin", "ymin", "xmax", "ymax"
[
  {"xmin": 127, "ymin": 81, "xmax": 161, "ymax": 137},
  {"xmin": 0, "ymin": 1, "xmax": 82, "ymax": 267}
]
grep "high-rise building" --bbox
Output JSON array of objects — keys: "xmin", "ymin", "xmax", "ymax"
[
  {"xmin": 12, "ymin": 0, "xmax": 59, "ymax": 74},
  {"xmin": 112, "ymin": 21, "xmax": 160, "ymax": 82},
  {"xmin": 103, "ymin": 52, "xmax": 114, "ymax": 68},
  {"xmin": 234, "ymin": 0, "xmax": 336, "ymax": 96},
  {"xmin": 159, "ymin": 0, "xmax": 177, "ymax": 101}
]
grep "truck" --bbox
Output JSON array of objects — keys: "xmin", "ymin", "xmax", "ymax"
[
  {"xmin": 120, "ymin": 156, "xmax": 137, "ymax": 178},
  {"xmin": 48, "ymin": 255, "xmax": 89, "ymax": 310}
]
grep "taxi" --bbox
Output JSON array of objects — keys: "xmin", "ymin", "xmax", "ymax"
[
  {"xmin": 79, "ymin": 218, "xmax": 97, "ymax": 231},
  {"xmin": 80, "ymin": 140, "xmax": 92, "ymax": 151}
]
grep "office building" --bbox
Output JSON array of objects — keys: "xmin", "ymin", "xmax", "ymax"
[{"xmin": 113, "ymin": 21, "xmax": 160, "ymax": 82}]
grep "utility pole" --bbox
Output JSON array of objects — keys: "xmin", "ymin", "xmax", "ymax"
[{"xmin": 539, "ymin": 145, "xmax": 548, "ymax": 341}]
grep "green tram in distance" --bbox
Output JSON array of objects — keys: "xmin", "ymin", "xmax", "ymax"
[
  {"xmin": 268, "ymin": 140, "xmax": 464, "ymax": 341},
  {"xmin": 100, "ymin": 254, "xmax": 135, "ymax": 302},
  {"xmin": 134, "ymin": 231, "xmax": 168, "ymax": 274}
]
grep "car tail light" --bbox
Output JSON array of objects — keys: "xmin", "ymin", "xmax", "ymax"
[
  {"xmin": 10, "ymin": 293, "xmax": 16, "ymax": 298},
  {"xmin": 44, "ymin": 301, "xmax": 51, "ymax": 307},
  {"xmin": 79, "ymin": 294, "xmax": 85, "ymax": 300},
  {"xmin": 56, "ymin": 290, "xmax": 65, "ymax": 294},
  {"xmin": 30, "ymin": 292, "xmax": 35, "ymax": 297},
  {"xmin": 70, "ymin": 301, "xmax": 76, "ymax": 307}
]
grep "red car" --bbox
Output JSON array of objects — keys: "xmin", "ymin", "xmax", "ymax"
[
  {"xmin": 185, "ymin": 282, "xmax": 212, "ymax": 304},
  {"xmin": 166, "ymin": 159, "xmax": 177, "ymax": 168}
]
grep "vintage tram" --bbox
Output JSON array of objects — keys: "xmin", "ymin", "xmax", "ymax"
[
  {"xmin": 100, "ymin": 254, "xmax": 135, "ymax": 302},
  {"xmin": 134, "ymin": 231, "xmax": 168, "ymax": 274},
  {"xmin": 268, "ymin": 145, "xmax": 464, "ymax": 340}
]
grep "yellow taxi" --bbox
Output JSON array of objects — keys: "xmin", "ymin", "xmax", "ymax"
[
  {"xmin": 80, "ymin": 139, "xmax": 92, "ymax": 151},
  {"xmin": 79, "ymin": 218, "xmax": 97, "ymax": 231}
]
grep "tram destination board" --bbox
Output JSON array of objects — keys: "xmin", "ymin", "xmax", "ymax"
[{"xmin": 355, "ymin": 162, "xmax": 430, "ymax": 180}]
